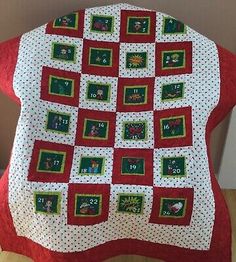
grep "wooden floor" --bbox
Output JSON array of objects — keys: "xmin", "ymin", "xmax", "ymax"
[{"xmin": 0, "ymin": 189, "xmax": 235, "ymax": 262}]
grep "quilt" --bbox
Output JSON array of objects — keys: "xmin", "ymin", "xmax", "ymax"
[{"xmin": 0, "ymin": 3, "xmax": 236, "ymax": 262}]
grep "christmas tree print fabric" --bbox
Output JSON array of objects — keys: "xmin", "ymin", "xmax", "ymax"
[{"xmin": 0, "ymin": 3, "xmax": 236, "ymax": 262}]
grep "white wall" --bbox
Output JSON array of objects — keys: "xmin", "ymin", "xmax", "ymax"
[{"xmin": 218, "ymin": 109, "xmax": 236, "ymax": 188}]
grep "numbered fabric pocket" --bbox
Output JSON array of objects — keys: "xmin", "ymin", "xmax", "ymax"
[
  {"xmin": 154, "ymin": 106, "xmax": 192, "ymax": 148},
  {"xmin": 155, "ymin": 42, "xmax": 192, "ymax": 76},
  {"xmin": 120, "ymin": 10, "xmax": 156, "ymax": 42},
  {"xmin": 82, "ymin": 39, "xmax": 119, "ymax": 77},
  {"xmin": 149, "ymin": 187, "xmax": 194, "ymax": 225},
  {"xmin": 162, "ymin": 17, "xmax": 186, "ymax": 35},
  {"xmin": 45, "ymin": 110, "xmax": 71, "ymax": 134},
  {"xmin": 117, "ymin": 77, "xmax": 154, "ymax": 112},
  {"xmin": 76, "ymin": 108, "xmax": 116, "ymax": 147},
  {"xmin": 51, "ymin": 42, "xmax": 77, "ymax": 63},
  {"xmin": 46, "ymin": 10, "xmax": 84, "ymax": 38},
  {"xmin": 67, "ymin": 183, "xmax": 110, "ymax": 225},
  {"xmin": 34, "ymin": 191, "xmax": 61, "ymax": 215},
  {"xmin": 116, "ymin": 193, "xmax": 145, "ymax": 215},
  {"xmin": 112, "ymin": 148, "xmax": 153, "ymax": 186},
  {"xmin": 28, "ymin": 140, "xmax": 74, "ymax": 183},
  {"xmin": 40, "ymin": 66, "xmax": 80, "ymax": 106}
]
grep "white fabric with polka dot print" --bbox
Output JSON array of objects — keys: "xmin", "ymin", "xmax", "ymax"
[{"xmin": 8, "ymin": 3, "xmax": 220, "ymax": 253}]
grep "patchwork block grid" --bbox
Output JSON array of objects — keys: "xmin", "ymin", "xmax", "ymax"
[
  {"xmin": 9, "ymin": 3, "xmax": 220, "ymax": 253},
  {"xmin": 39, "ymin": 7, "xmax": 195, "ymax": 227},
  {"xmin": 42, "ymin": 8, "xmax": 194, "ymax": 227}
]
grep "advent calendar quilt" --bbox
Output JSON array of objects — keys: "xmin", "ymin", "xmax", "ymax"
[{"xmin": 0, "ymin": 3, "xmax": 236, "ymax": 262}]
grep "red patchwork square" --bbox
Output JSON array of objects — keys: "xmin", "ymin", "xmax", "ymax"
[
  {"xmin": 40, "ymin": 66, "xmax": 80, "ymax": 107},
  {"xmin": 28, "ymin": 140, "xmax": 74, "ymax": 183},
  {"xmin": 156, "ymin": 42, "xmax": 192, "ymax": 76},
  {"xmin": 82, "ymin": 39, "xmax": 119, "ymax": 77},
  {"xmin": 76, "ymin": 109, "xmax": 116, "ymax": 147},
  {"xmin": 117, "ymin": 77, "xmax": 154, "ymax": 112},
  {"xmin": 67, "ymin": 183, "xmax": 110, "ymax": 225},
  {"xmin": 154, "ymin": 106, "xmax": 192, "ymax": 148},
  {"xmin": 149, "ymin": 187, "xmax": 194, "ymax": 225},
  {"xmin": 120, "ymin": 10, "xmax": 156, "ymax": 42},
  {"xmin": 46, "ymin": 10, "xmax": 84, "ymax": 38},
  {"xmin": 112, "ymin": 148, "xmax": 153, "ymax": 186}
]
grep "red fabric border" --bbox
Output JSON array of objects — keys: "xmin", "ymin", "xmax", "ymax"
[
  {"xmin": 117, "ymin": 77, "xmax": 155, "ymax": 112},
  {"xmin": 45, "ymin": 10, "xmax": 84, "ymax": 38},
  {"xmin": 149, "ymin": 187, "xmax": 194, "ymax": 225},
  {"xmin": 155, "ymin": 41, "xmax": 192, "ymax": 76},
  {"xmin": 28, "ymin": 140, "xmax": 74, "ymax": 183},
  {"xmin": 67, "ymin": 183, "xmax": 110, "ymax": 226},
  {"xmin": 75, "ymin": 108, "xmax": 116, "ymax": 147},
  {"xmin": 40, "ymin": 66, "xmax": 80, "ymax": 107},
  {"xmin": 154, "ymin": 106, "xmax": 193, "ymax": 148},
  {"xmin": 120, "ymin": 10, "xmax": 156, "ymax": 43},
  {"xmin": 0, "ymin": 36, "xmax": 21, "ymax": 104},
  {"xmin": 81, "ymin": 39, "xmax": 119, "ymax": 77},
  {"xmin": 112, "ymin": 148, "xmax": 153, "ymax": 186}
]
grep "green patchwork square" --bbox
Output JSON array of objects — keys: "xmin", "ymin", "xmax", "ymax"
[
  {"xmin": 163, "ymin": 17, "xmax": 186, "ymax": 34},
  {"xmin": 51, "ymin": 43, "xmax": 76, "ymax": 63},
  {"xmin": 34, "ymin": 192, "xmax": 61, "ymax": 215},
  {"xmin": 79, "ymin": 156, "xmax": 105, "ymax": 176},
  {"xmin": 90, "ymin": 15, "xmax": 114, "ymax": 33},
  {"xmin": 46, "ymin": 111, "xmax": 71, "ymax": 134},
  {"xmin": 49, "ymin": 75, "xmax": 74, "ymax": 97},
  {"xmin": 161, "ymin": 116, "xmax": 186, "ymax": 139},
  {"xmin": 162, "ymin": 50, "xmax": 186, "ymax": 69},
  {"xmin": 83, "ymin": 119, "xmax": 109, "ymax": 140},
  {"xmin": 123, "ymin": 85, "xmax": 147, "ymax": 105},
  {"xmin": 86, "ymin": 81, "xmax": 111, "ymax": 102},
  {"xmin": 161, "ymin": 82, "xmax": 184, "ymax": 101},
  {"xmin": 121, "ymin": 157, "xmax": 145, "ymax": 176},
  {"xmin": 123, "ymin": 121, "xmax": 147, "ymax": 141},
  {"xmin": 159, "ymin": 198, "xmax": 187, "ymax": 218},
  {"xmin": 117, "ymin": 193, "xmax": 144, "ymax": 214},
  {"xmin": 89, "ymin": 48, "xmax": 113, "ymax": 67},
  {"xmin": 75, "ymin": 194, "xmax": 102, "ymax": 217},
  {"xmin": 36, "ymin": 149, "xmax": 66, "ymax": 173},
  {"xmin": 161, "ymin": 156, "xmax": 186, "ymax": 178},
  {"xmin": 126, "ymin": 52, "xmax": 147, "ymax": 69},
  {"xmin": 127, "ymin": 16, "xmax": 150, "ymax": 34},
  {"xmin": 53, "ymin": 13, "xmax": 78, "ymax": 30}
]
